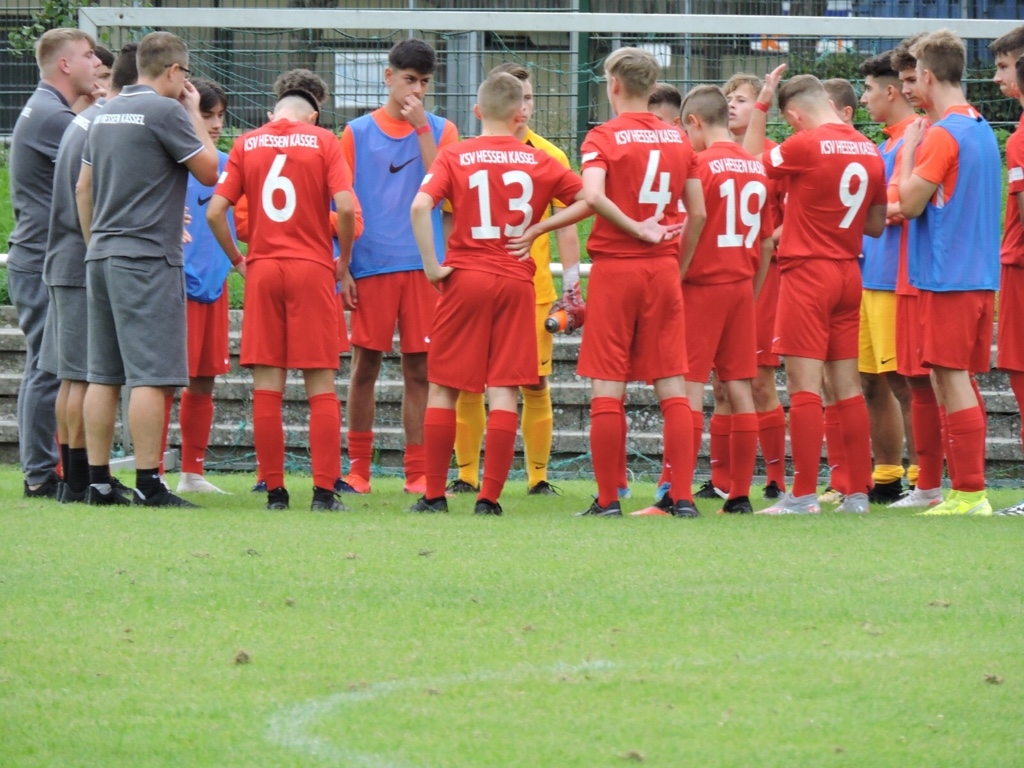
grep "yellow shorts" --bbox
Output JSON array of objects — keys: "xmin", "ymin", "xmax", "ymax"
[
  {"xmin": 858, "ymin": 289, "xmax": 898, "ymax": 374},
  {"xmin": 536, "ymin": 301, "xmax": 554, "ymax": 377}
]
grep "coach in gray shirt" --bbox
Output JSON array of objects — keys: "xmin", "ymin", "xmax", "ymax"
[
  {"xmin": 76, "ymin": 31, "xmax": 218, "ymax": 508},
  {"xmin": 7, "ymin": 28, "xmax": 100, "ymax": 498}
]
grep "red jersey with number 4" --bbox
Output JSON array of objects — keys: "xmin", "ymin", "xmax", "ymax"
[
  {"xmin": 686, "ymin": 141, "xmax": 773, "ymax": 285},
  {"xmin": 764, "ymin": 123, "xmax": 885, "ymax": 267},
  {"xmin": 581, "ymin": 112, "xmax": 696, "ymax": 260},
  {"xmin": 215, "ymin": 119, "xmax": 352, "ymax": 267},
  {"xmin": 418, "ymin": 134, "xmax": 583, "ymax": 282}
]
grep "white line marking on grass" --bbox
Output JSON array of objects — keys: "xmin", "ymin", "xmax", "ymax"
[{"xmin": 266, "ymin": 660, "xmax": 616, "ymax": 766}]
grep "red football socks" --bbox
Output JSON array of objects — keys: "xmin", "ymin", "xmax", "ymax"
[
  {"xmin": 709, "ymin": 413, "xmax": 731, "ymax": 494},
  {"xmin": 347, "ymin": 430, "xmax": 373, "ymax": 482},
  {"xmin": 789, "ymin": 391, "xmax": 824, "ymax": 497},
  {"xmin": 591, "ymin": 397, "xmax": 625, "ymax": 508},
  {"xmin": 947, "ymin": 405, "xmax": 987, "ymax": 493},
  {"xmin": 729, "ymin": 412, "xmax": 758, "ymax": 500},
  {"xmin": 253, "ymin": 389, "xmax": 285, "ymax": 490},
  {"xmin": 404, "ymin": 443, "xmax": 425, "ymax": 483},
  {"xmin": 479, "ymin": 409, "xmax": 518, "ymax": 503},
  {"xmin": 911, "ymin": 386, "xmax": 944, "ymax": 491},
  {"xmin": 836, "ymin": 394, "xmax": 872, "ymax": 497},
  {"xmin": 424, "ymin": 408, "xmax": 457, "ymax": 499},
  {"xmin": 823, "ymin": 403, "xmax": 846, "ymax": 494},
  {"xmin": 757, "ymin": 406, "xmax": 787, "ymax": 490},
  {"xmin": 308, "ymin": 392, "xmax": 341, "ymax": 490},
  {"xmin": 661, "ymin": 396, "xmax": 694, "ymax": 504},
  {"xmin": 179, "ymin": 390, "xmax": 214, "ymax": 475}
]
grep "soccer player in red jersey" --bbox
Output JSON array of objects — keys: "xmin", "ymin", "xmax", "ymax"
[
  {"xmin": 725, "ymin": 73, "xmax": 788, "ymax": 501},
  {"xmin": 634, "ymin": 85, "xmax": 772, "ymax": 516},
  {"xmin": 408, "ymin": 71, "xmax": 589, "ymax": 515},
  {"xmin": 576, "ymin": 47, "xmax": 706, "ymax": 518},
  {"xmin": 990, "ymin": 29, "xmax": 1024, "ymax": 515},
  {"xmin": 898, "ymin": 31, "xmax": 1002, "ymax": 517},
  {"xmin": 746, "ymin": 74, "xmax": 887, "ymax": 515},
  {"xmin": 208, "ymin": 82, "xmax": 356, "ymax": 512}
]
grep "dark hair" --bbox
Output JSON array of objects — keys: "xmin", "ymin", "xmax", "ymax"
[
  {"xmin": 273, "ymin": 68, "xmax": 328, "ymax": 105},
  {"xmin": 990, "ymin": 25, "xmax": 1024, "ymax": 58},
  {"xmin": 648, "ymin": 82, "xmax": 682, "ymax": 110},
  {"xmin": 110, "ymin": 42, "xmax": 138, "ymax": 90},
  {"xmin": 95, "ymin": 45, "xmax": 114, "ymax": 68},
  {"xmin": 858, "ymin": 51, "xmax": 898, "ymax": 81},
  {"xmin": 890, "ymin": 33, "xmax": 924, "ymax": 73},
  {"xmin": 389, "ymin": 38, "xmax": 436, "ymax": 75},
  {"xmin": 488, "ymin": 61, "xmax": 530, "ymax": 81},
  {"xmin": 1017, "ymin": 52, "xmax": 1024, "ymax": 87},
  {"xmin": 192, "ymin": 77, "xmax": 228, "ymax": 112}
]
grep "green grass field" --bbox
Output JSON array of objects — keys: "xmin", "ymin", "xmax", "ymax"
[{"xmin": 3, "ymin": 469, "xmax": 1024, "ymax": 767}]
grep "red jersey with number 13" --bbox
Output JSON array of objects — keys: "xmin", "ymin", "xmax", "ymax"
[
  {"xmin": 764, "ymin": 122, "xmax": 885, "ymax": 266},
  {"xmin": 581, "ymin": 112, "xmax": 696, "ymax": 260},
  {"xmin": 418, "ymin": 135, "xmax": 583, "ymax": 282},
  {"xmin": 215, "ymin": 119, "xmax": 352, "ymax": 267}
]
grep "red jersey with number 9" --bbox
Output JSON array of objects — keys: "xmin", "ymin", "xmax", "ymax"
[
  {"xmin": 581, "ymin": 112, "xmax": 696, "ymax": 260},
  {"xmin": 215, "ymin": 119, "xmax": 352, "ymax": 267},
  {"xmin": 764, "ymin": 123, "xmax": 885, "ymax": 267},
  {"xmin": 418, "ymin": 134, "xmax": 583, "ymax": 283},
  {"xmin": 686, "ymin": 141, "xmax": 773, "ymax": 285}
]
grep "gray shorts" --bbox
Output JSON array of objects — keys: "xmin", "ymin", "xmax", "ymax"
[
  {"xmin": 86, "ymin": 256, "xmax": 188, "ymax": 387},
  {"xmin": 40, "ymin": 285, "xmax": 89, "ymax": 381}
]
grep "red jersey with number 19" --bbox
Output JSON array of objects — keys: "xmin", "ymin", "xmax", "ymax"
[
  {"xmin": 215, "ymin": 119, "xmax": 352, "ymax": 267},
  {"xmin": 764, "ymin": 123, "xmax": 885, "ymax": 266},
  {"xmin": 418, "ymin": 135, "xmax": 583, "ymax": 282},
  {"xmin": 580, "ymin": 112, "xmax": 696, "ymax": 260},
  {"xmin": 685, "ymin": 141, "xmax": 773, "ymax": 285}
]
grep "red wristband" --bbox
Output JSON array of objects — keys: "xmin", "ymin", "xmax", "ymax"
[
  {"xmin": 415, "ymin": 124, "xmax": 431, "ymax": 135},
  {"xmin": 754, "ymin": 102, "xmax": 769, "ymax": 113}
]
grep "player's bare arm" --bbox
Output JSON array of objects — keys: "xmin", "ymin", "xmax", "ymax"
[
  {"xmin": 676, "ymin": 176, "xmax": 707, "ymax": 275},
  {"xmin": 507, "ymin": 194, "xmax": 592, "ymax": 259},
  {"xmin": 581, "ymin": 166, "xmax": 680, "ymax": 243},
  {"xmin": 744, "ymin": 63, "xmax": 787, "ymax": 158},
  {"xmin": 1016, "ymin": 190, "xmax": 1024, "ymax": 228},
  {"xmin": 896, "ymin": 117, "xmax": 937, "ymax": 218},
  {"xmin": 753, "ymin": 236, "xmax": 773, "ymax": 298},
  {"xmin": 864, "ymin": 203, "xmax": 887, "ymax": 238},
  {"xmin": 334, "ymin": 189, "xmax": 356, "ymax": 283},
  {"xmin": 180, "ymin": 80, "xmax": 220, "ymax": 186},
  {"xmin": 411, "ymin": 190, "xmax": 452, "ymax": 287},
  {"xmin": 206, "ymin": 194, "xmax": 246, "ymax": 277},
  {"xmin": 75, "ymin": 162, "xmax": 94, "ymax": 243}
]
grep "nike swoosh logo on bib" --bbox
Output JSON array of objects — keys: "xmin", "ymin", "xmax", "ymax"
[
  {"xmin": 197, "ymin": 195, "xmax": 213, "ymax": 206},
  {"xmin": 389, "ymin": 158, "xmax": 417, "ymax": 173}
]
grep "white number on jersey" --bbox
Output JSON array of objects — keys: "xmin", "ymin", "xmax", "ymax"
[
  {"xmin": 838, "ymin": 161, "xmax": 869, "ymax": 229},
  {"xmin": 468, "ymin": 168, "xmax": 536, "ymax": 240},
  {"xmin": 638, "ymin": 150, "xmax": 672, "ymax": 219},
  {"xmin": 716, "ymin": 178, "xmax": 768, "ymax": 249},
  {"xmin": 261, "ymin": 154, "xmax": 297, "ymax": 223}
]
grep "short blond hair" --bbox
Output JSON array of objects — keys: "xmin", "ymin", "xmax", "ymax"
[
  {"xmin": 34, "ymin": 28, "xmax": 95, "ymax": 72},
  {"xmin": 911, "ymin": 29, "xmax": 965, "ymax": 85},
  {"xmin": 476, "ymin": 71, "xmax": 523, "ymax": 122},
  {"xmin": 777, "ymin": 74, "xmax": 829, "ymax": 113},
  {"xmin": 723, "ymin": 73, "xmax": 762, "ymax": 97},
  {"xmin": 136, "ymin": 31, "xmax": 189, "ymax": 80},
  {"xmin": 603, "ymin": 47, "xmax": 660, "ymax": 99},
  {"xmin": 681, "ymin": 84, "xmax": 728, "ymax": 127},
  {"xmin": 488, "ymin": 62, "xmax": 530, "ymax": 82}
]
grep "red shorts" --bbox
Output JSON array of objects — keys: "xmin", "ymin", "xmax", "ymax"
[
  {"xmin": 895, "ymin": 293, "xmax": 928, "ymax": 378},
  {"xmin": 773, "ymin": 258, "xmax": 861, "ymax": 362},
  {"xmin": 349, "ymin": 271, "xmax": 437, "ymax": 354},
  {"xmin": 577, "ymin": 257, "xmax": 686, "ymax": 382},
  {"xmin": 919, "ymin": 289, "xmax": 994, "ymax": 374},
  {"xmin": 336, "ymin": 293, "xmax": 351, "ymax": 355},
  {"xmin": 427, "ymin": 269, "xmax": 538, "ymax": 392},
  {"xmin": 997, "ymin": 264, "xmax": 1024, "ymax": 373},
  {"xmin": 683, "ymin": 280, "xmax": 757, "ymax": 383},
  {"xmin": 240, "ymin": 258, "xmax": 340, "ymax": 370},
  {"xmin": 186, "ymin": 289, "xmax": 230, "ymax": 378},
  {"xmin": 755, "ymin": 259, "xmax": 781, "ymax": 367}
]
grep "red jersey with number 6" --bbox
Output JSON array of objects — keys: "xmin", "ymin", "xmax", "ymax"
[
  {"xmin": 581, "ymin": 112, "xmax": 697, "ymax": 261},
  {"xmin": 764, "ymin": 123, "xmax": 885, "ymax": 267},
  {"xmin": 418, "ymin": 134, "xmax": 583, "ymax": 283},
  {"xmin": 214, "ymin": 119, "xmax": 352, "ymax": 267},
  {"xmin": 686, "ymin": 141, "xmax": 773, "ymax": 285}
]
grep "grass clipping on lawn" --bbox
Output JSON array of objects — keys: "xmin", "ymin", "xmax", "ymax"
[{"xmin": 2, "ymin": 470, "xmax": 1023, "ymax": 767}]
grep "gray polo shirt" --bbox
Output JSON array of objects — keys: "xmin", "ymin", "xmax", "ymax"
[
  {"xmin": 7, "ymin": 82, "xmax": 75, "ymax": 272},
  {"xmin": 82, "ymin": 84, "xmax": 204, "ymax": 265},
  {"xmin": 43, "ymin": 100, "xmax": 105, "ymax": 288}
]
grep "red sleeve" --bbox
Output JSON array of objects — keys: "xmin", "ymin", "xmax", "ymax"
[
  {"xmin": 1007, "ymin": 130, "xmax": 1024, "ymax": 195},
  {"xmin": 580, "ymin": 129, "xmax": 609, "ymax": 174},
  {"xmin": 550, "ymin": 163, "xmax": 583, "ymax": 207},
  {"xmin": 438, "ymin": 120, "xmax": 459, "ymax": 149},
  {"xmin": 912, "ymin": 126, "xmax": 958, "ymax": 186},
  {"xmin": 324, "ymin": 135, "xmax": 352, "ymax": 196},
  {"xmin": 764, "ymin": 132, "xmax": 810, "ymax": 180},
  {"xmin": 214, "ymin": 137, "xmax": 245, "ymax": 204},
  {"xmin": 419, "ymin": 151, "xmax": 454, "ymax": 205}
]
